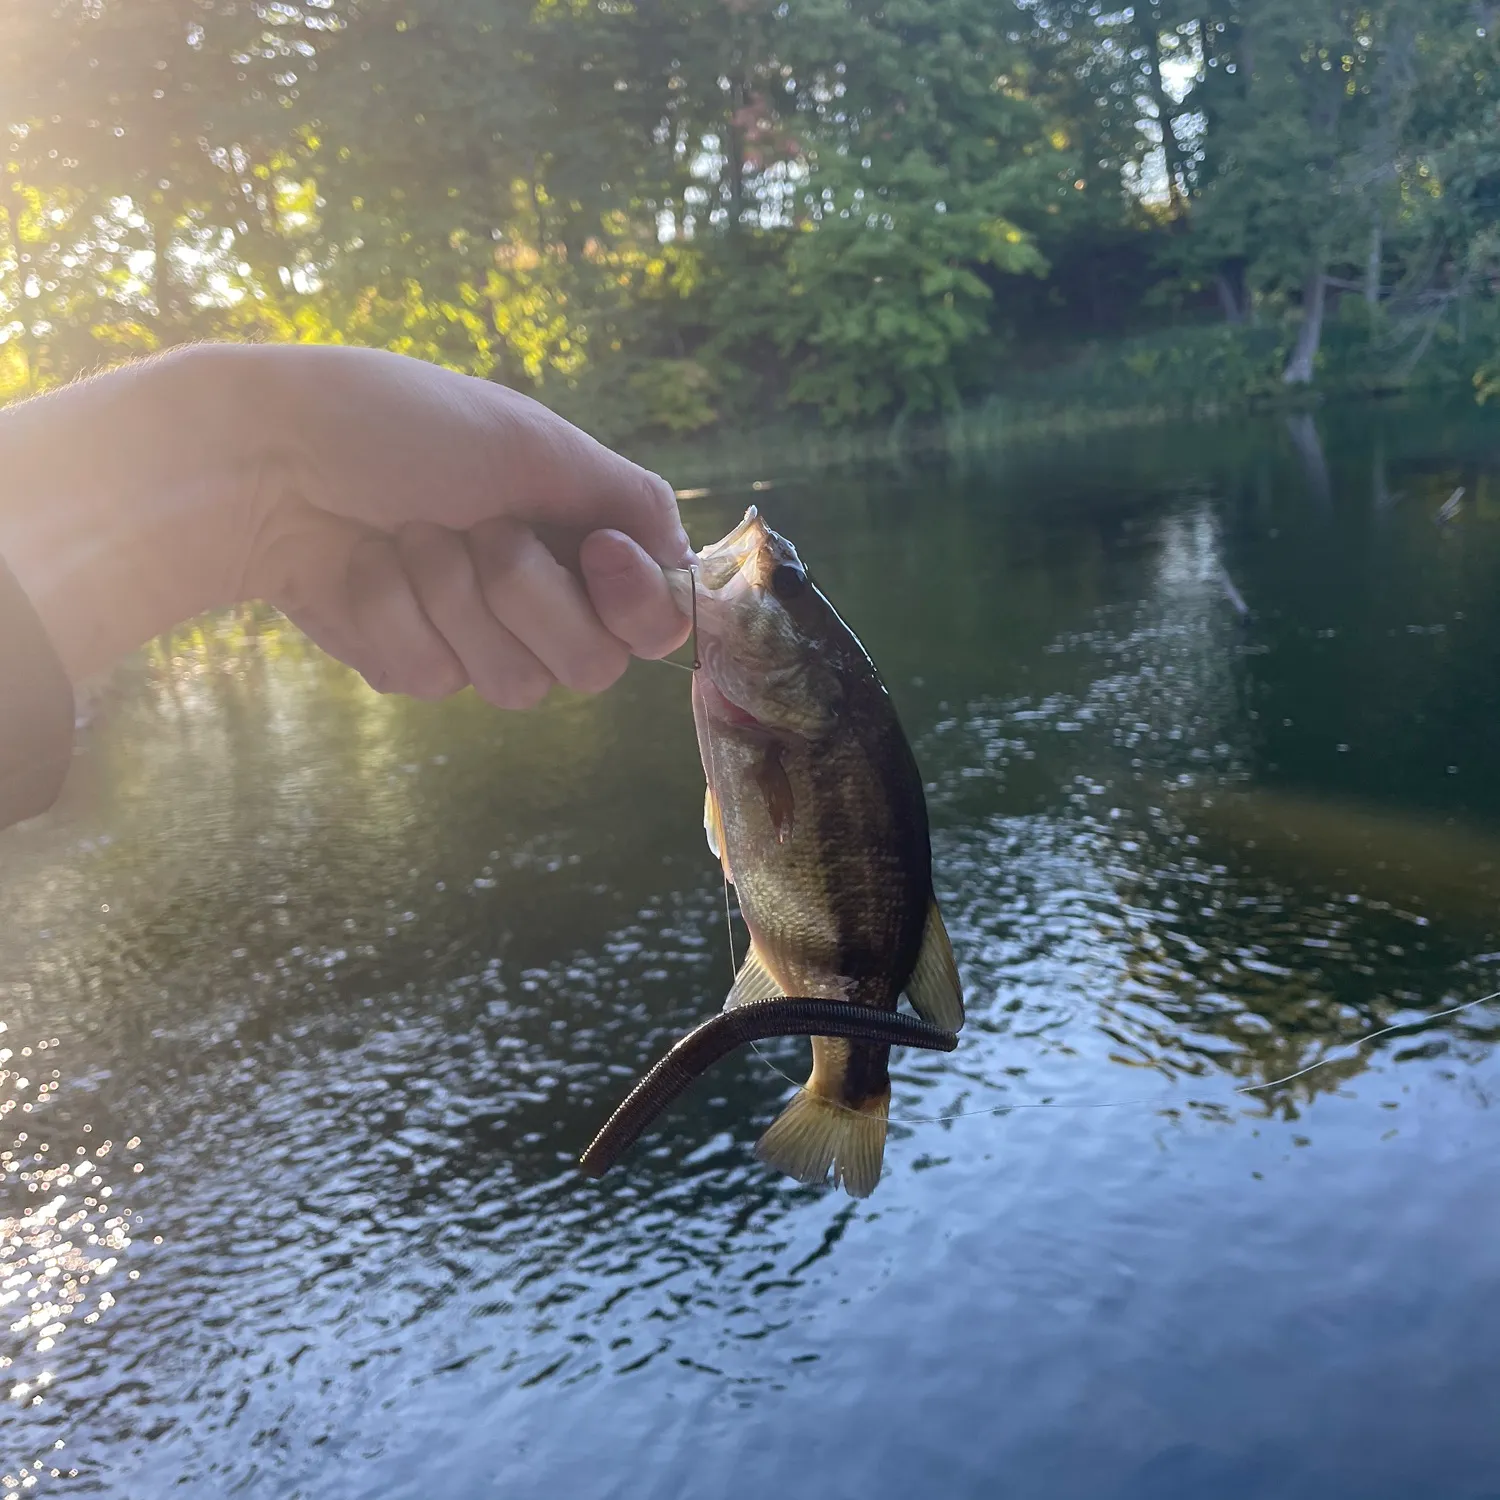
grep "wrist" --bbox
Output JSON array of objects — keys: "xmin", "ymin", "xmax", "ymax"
[{"xmin": 0, "ymin": 344, "xmax": 268, "ymax": 681}]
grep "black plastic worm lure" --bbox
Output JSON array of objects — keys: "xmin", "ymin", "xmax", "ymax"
[{"xmin": 578, "ymin": 999, "xmax": 958, "ymax": 1178}]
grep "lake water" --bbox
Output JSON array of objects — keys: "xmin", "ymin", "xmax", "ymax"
[{"xmin": 4, "ymin": 401, "xmax": 1500, "ymax": 1498}]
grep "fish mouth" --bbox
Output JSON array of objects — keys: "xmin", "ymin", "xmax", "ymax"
[
  {"xmin": 696, "ymin": 505, "xmax": 768, "ymax": 588},
  {"xmin": 661, "ymin": 506, "xmax": 769, "ymax": 614},
  {"xmin": 661, "ymin": 505, "xmax": 817, "ymax": 735},
  {"xmin": 656, "ymin": 567, "xmax": 768, "ymax": 728}
]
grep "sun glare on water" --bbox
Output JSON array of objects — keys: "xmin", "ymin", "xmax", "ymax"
[{"xmin": 0, "ymin": 1021, "xmax": 141, "ymax": 1491}]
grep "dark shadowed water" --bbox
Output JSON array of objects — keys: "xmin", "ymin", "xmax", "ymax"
[{"xmin": 4, "ymin": 401, "xmax": 1500, "ymax": 1498}]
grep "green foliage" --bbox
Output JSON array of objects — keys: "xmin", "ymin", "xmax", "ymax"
[
  {"xmin": 769, "ymin": 173, "xmax": 1045, "ymax": 422},
  {"xmin": 626, "ymin": 359, "xmax": 718, "ymax": 433},
  {"xmin": 1014, "ymin": 323, "xmax": 1292, "ymax": 411},
  {"xmin": 4, "ymin": 0, "xmax": 1500, "ymax": 442}
]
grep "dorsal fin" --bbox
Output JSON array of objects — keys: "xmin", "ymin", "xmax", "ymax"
[
  {"xmin": 905, "ymin": 901, "xmax": 965, "ymax": 1032},
  {"xmin": 724, "ymin": 942, "xmax": 782, "ymax": 1010}
]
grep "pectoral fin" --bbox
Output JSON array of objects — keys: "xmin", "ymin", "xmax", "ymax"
[
  {"xmin": 754, "ymin": 744, "xmax": 795, "ymax": 844},
  {"xmin": 724, "ymin": 942, "xmax": 783, "ymax": 1010},
  {"xmin": 905, "ymin": 901, "xmax": 965, "ymax": 1032}
]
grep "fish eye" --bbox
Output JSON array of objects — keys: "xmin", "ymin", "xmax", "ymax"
[{"xmin": 770, "ymin": 563, "xmax": 807, "ymax": 600}]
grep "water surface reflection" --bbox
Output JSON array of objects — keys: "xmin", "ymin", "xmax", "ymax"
[{"xmin": 3, "ymin": 402, "xmax": 1500, "ymax": 1497}]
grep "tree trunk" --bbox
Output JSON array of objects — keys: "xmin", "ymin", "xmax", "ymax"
[
  {"xmin": 1283, "ymin": 253, "xmax": 1327, "ymax": 385},
  {"xmin": 1365, "ymin": 216, "xmax": 1382, "ymax": 309},
  {"xmin": 724, "ymin": 81, "xmax": 746, "ymax": 232},
  {"xmin": 1215, "ymin": 273, "xmax": 1242, "ymax": 323},
  {"xmin": 1142, "ymin": 22, "xmax": 1186, "ymax": 213},
  {"xmin": 1215, "ymin": 259, "xmax": 1248, "ymax": 324}
]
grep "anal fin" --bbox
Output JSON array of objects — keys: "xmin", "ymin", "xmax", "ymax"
[
  {"xmin": 724, "ymin": 942, "xmax": 782, "ymax": 1010},
  {"xmin": 905, "ymin": 900, "xmax": 965, "ymax": 1032}
]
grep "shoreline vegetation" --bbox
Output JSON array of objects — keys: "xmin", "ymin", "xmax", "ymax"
[
  {"xmin": 5, "ymin": 2, "xmax": 1500, "ymax": 477},
  {"xmin": 637, "ymin": 388, "xmax": 1200, "ymax": 494},
  {"xmin": 635, "ymin": 311, "xmax": 1490, "ymax": 491}
]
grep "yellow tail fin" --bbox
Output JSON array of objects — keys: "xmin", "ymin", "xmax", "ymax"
[{"xmin": 754, "ymin": 1087, "xmax": 890, "ymax": 1198}]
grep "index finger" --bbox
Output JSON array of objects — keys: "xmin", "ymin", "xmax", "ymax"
[{"xmin": 473, "ymin": 387, "xmax": 692, "ymax": 567}]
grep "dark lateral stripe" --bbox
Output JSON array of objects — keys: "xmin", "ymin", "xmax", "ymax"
[{"xmin": 578, "ymin": 999, "xmax": 958, "ymax": 1179}]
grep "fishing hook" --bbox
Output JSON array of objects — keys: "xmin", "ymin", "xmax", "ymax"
[{"xmin": 653, "ymin": 562, "xmax": 701, "ymax": 673}]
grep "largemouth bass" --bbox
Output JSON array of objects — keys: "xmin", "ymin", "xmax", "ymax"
[{"xmin": 662, "ymin": 507, "xmax": 965, "ymax": 1197}]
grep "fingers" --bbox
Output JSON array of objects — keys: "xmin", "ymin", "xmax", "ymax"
[
  {"xmin": 243, "ymin": 498, "xmax": 389, "ymax": 685},
  {"xmin": 390, "ymin": 522, "xmax": 679, "ymax": 706},
  {"xmin": 579, "ymin": 529, "xmax": 691, "ymax": 660},
  {"xmin": 346, "ymin": 535, "xmax": 468, "ymax": 700},
  {"xmin": 467, "ymin": 518, "xmax": 631, "ymax": 695},
  {"xmin": 251, "ymin": 466, "xmax": 665, "ymax": 709},
  {"xmin": 394, "ymin": 522, "xmax": 553, "ymax": 709}
]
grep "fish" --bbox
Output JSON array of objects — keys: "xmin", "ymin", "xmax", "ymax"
[{"xmin": 655, "ymin": 506, "xmax": 966, "ymax": 1197}]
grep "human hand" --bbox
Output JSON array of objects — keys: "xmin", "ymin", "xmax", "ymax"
[
  {"xmin": 240, "ymin": 345, "xmax": 691, "ymax": 705},
  {"xmin": 0, "ymin": 343, "xmax": 691, "ymax": 700}
]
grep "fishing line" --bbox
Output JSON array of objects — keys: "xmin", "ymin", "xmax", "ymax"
[
  {"xmin": 746, "ymin": 988, "xmax": 1500, "ymax": 1125},
  {"xmin": 723, "ymin": 879, "xmax": 739, "ymax": 972}
]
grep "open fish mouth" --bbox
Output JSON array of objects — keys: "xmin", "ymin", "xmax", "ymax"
[
  {"xmin": 577, "ymin": 998, "xmax": 958, "ymax": 1180},
  {"xmin": 661, "ymin": 505, "xmax": 770, "ymax": 612},
  {"xmin": 695, "ymin": 504, "xmax": 768, "ymax": 586}
]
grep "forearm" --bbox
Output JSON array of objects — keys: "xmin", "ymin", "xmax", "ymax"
[{"xmin": 0, "ymin": 345, "xmax": 266, "ymax": 682}]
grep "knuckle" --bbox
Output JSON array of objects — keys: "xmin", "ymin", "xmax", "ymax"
[
  {"xmin": 471, "ymin": 521, "xmax": 534, "ymax": 608},
  {"xmin": 480, "ymin": 658, "xmax": 553, "ymax": 711},
  {"xmin": 395, "ymin": 519, "xmax": 445, "ymax": 551},
  {"xmin": 630, "ymin": 468, "xmax": 685, "ymax": 549},
  {"xmin": 428, "ymin": 553, "xmax": 475, "ymax": 609},
  {"xmin": 398, "ymin": 523, "xmax": 469, "ymax": 595},
  {"xmin": 637, "ymin": 468, "xmax": 677, "ymax": 521},
  {"xmin": 347, "ymin": 535, "xmax": 398, "ymax": 598},
  {"xmin": 362, "ymin": 645, "xmax": 465, "ymax": 702}
]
